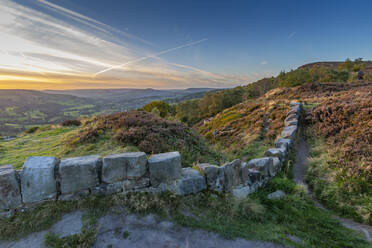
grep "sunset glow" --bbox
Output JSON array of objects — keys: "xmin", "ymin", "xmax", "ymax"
[{"xmin": 0, "ymin": 0, "xmax": 254, "ymax": 89}]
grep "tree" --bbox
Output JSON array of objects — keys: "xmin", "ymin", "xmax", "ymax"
[{"xmin": 143, "ymin": 101, "xmax": 173, "ymax": 118}]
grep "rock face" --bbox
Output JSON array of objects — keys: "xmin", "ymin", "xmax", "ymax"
[
  {"xmin": 148, "ymin": 152, "xmax": 182, "ymax": 187},
  {"xmin": 59, "ymin": 155, "xmax": 101, "ymax": 195},
  {"xmin": 281, "ymin": 125, "xmax": 298, "ymax": 139},
  {"xmin": 21, "ymin": 156, "xmax": 58, "ymax": 203},
  {"xmin": 102, "ymin": 152, "xmax": 147, "ymax": 183},
  {"xmin": 0, "ymin": 165, "xmax": 22, "ymax": 210},
  {"xmin": 195, "ymin": 163, "xmax": 224, "ymax": 191},
  {"xmin": 174, "ymin": 168, "xmax": 206, "ymax": 195}
]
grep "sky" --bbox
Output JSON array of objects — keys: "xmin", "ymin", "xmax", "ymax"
[{"xmin": 1, "ymin": 0, "xmax": 372, "ymax": 90}]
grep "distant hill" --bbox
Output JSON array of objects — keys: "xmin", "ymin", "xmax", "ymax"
[
  {"xmin": 0, "ymin": 88, "xmax": 216, "ymax": 135},
  {"xmin": 298, "ymin": 60, "xmax": 372, "ymax": 73}
]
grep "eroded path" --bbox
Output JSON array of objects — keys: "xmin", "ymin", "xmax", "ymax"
[
  {"xmin": 293, "ymin": 134, "xmax": 372, "ymax": 242},
  {"xmin": 0, "ymin": 212, "xmax": 286, "ymax": 248}
]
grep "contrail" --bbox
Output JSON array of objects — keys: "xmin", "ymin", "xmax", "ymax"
[{"xmin": 93, "ymin": 38, "xmax": 207, "ymax": 76}]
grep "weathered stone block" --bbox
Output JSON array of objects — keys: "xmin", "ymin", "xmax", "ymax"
[
  {"xmin": 248, "ymin": 169, "xmax": 262, "ymax": 185},
  {"xmin": 284, "ymin": 114, "xmax": 298, "ymax": 126},
  {"xmin": 174, "ymin": 168, "xmax": 206, "ymax": 195},
  {"xmin": 21, "ymin": 156, "xmax": 58, "ymax": 203},
  {"xmin": 148, "ymin": 152, "xmax": 182, "ymax": 187},
  {"xmin": 123, "ymin": 177, "xmax": 150, "ymax": 191},
  {"xmin": 247, "ymin": 157, "xmax": 273, "ymax": 177},
  {"xmin": 264, "ymin": 148, "xmax": 285, "ymax": 161},
  {"xmin": 91, "ymin": 182, "xmax": 124, "ymax": 196},
  {"xmin": 287, "ymin": 104, "xmax": 301, "ymax": 116},
  {"xmin": 272, "ymin": 157, "xmax": 281, "ymax": 174},
  {"xmin": 102, "ymin": 152, "xmax": 147, "ymax": 183},
  {"xmin": 222, "ymin": 159, "xmax": 241, "ymax": 191},
  {"xmin": 59, "ymin": 155, "xmax": 101, "ymax": 194},
  {"xmin": 195, "ymin": 163, "xmax": 224, "ymax": 191},
  {"xmin": 281, "ymin": 125, "xmax": 298, "ymax": 139},
  {"xmin": 275, "ymin": 138, "xmax": 292, "ymax": 149},
  {"xmin": 240, "ymin": 162, "xmax": 249, "ymax": 185},
  {"xmin": 0, "ymin": 165, "xmax": 21, "ymax": 210},
  {"xmin": 58, "ymin": 190, "xmax": 90, "ymax": 201}
]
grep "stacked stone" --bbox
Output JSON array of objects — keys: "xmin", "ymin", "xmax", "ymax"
[{"xmin": 0, "ymin": 102, "xmax": 302, "ymax": 217}]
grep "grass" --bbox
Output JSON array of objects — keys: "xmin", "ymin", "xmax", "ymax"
[
  {"xmin": 0, "ymin": 111, "xmax": 224, "ymax": 170},
  {"xmin": 0, "ymin": 125, "xmax": 132, "ymax": 170},
  {"xmin": 305, "ymin": 130, "xmax": 372, "ymax": 224},
  {"xmin": 0, "ymin": 145, "xmax": 369, "ymax": 248}
]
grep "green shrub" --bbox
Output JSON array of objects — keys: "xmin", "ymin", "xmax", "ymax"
[{"xmin": 25, "ymin": 126, "xmax": 39, "ymax": 134}]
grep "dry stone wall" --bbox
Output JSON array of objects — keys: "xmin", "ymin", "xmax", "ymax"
[{"xmin": 0, "ymin": 102, "xmax": 302, "ymax": 218}]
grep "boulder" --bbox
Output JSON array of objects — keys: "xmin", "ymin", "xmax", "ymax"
[
  {"xmin": 0, "ymin": 165, "xmax": 22, "ymax": 210},
  {"xmin": 247, "ymin": 157, "xmax": 274, "ymax": 177},
  {"xmin": 194, "ymin": 163, "xmax": 224, "ymax": 191},
  {"xmin": 148, "ymin": 152, "xmax": 182, "ymax": 187},
  {"xmin": 281, "ymin": 125, "xmax": 298, "ymax": 139},
  {"xmin": 275, "ymin": 138, "xmax": 292, "ymax": 149},
  {"xmin": 222, "ymin": 159, "xmax": 241, "ymax": 191},
  {"xmin": 21, "ymin": 156, "xmax": 58, "ymax": 203},
  {"xmin": 268, "ymin": 190, "xmax": 286, "ymax": 200},
  {"xmin": 102, "ymin": 152, "xmax": 147, "ymax": 183},
  {"xmin": 174, "ymin": 168, "xmax": 206, "ymax": 195},
  {"xmin": 59, "ymin": 155, "xmax": 101, "ymax": 195},
  {"xmin": 264, "ymin": 148, "xmax": 284, "ymax": 161}
]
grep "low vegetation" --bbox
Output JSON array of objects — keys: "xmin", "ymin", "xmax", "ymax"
[
  {"xmin": 0, "ymin": 111, "xmax": 224, "ymax": 169},
  {"xmin": 194, "ymin": 99, "xmax": 289, "ymax": 160},
  {"xmin": 0, "ymin": 149, "xmax": 369, "ymax": 248},
  {"xmin": 304, "ymin": 88, "xmax": 372, "ymax": 224}
]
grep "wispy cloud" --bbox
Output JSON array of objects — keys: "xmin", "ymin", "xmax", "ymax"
[
  {"xmin": 261, "ymin": 60, "xmax": 268, "ymax": 65},
  {"xmin": 288, "ymin": 31, "xmax": 296, "ymax": 40},
  {"xmin": 0, "ymin": 0, "xmax": 250, "ymax": 89}
]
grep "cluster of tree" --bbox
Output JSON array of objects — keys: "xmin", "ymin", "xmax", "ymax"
[
  {"xmin": 142, "ymin": 101, "xmax": 175, "ymax": 118},
  {"xmin": 144, "ymin": 58, "xmax": 369, "ymax": 126},
  {"xmin": 277, "ymin": 58, "xmax": 367, "ymax": 87}
]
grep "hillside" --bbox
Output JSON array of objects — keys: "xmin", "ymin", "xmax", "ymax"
[
  {"xmin": 0, "ymin": 110, "xmax": 223, "ymax": 169},
  {"xmin": 0, "ymin": 88, "xmax": 215, "ymax": 135},
  {"xmin": 298, "ymin": 60, "xmax": 372, "ymax": 74},
  {"xmin": 1, "ymin": 64, "xmax": 372, "ymax": 247}
]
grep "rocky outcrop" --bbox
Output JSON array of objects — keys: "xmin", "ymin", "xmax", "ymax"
[{"xmin": 0, "ymin": 102, "xmax": 302, "ymax": 216}]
